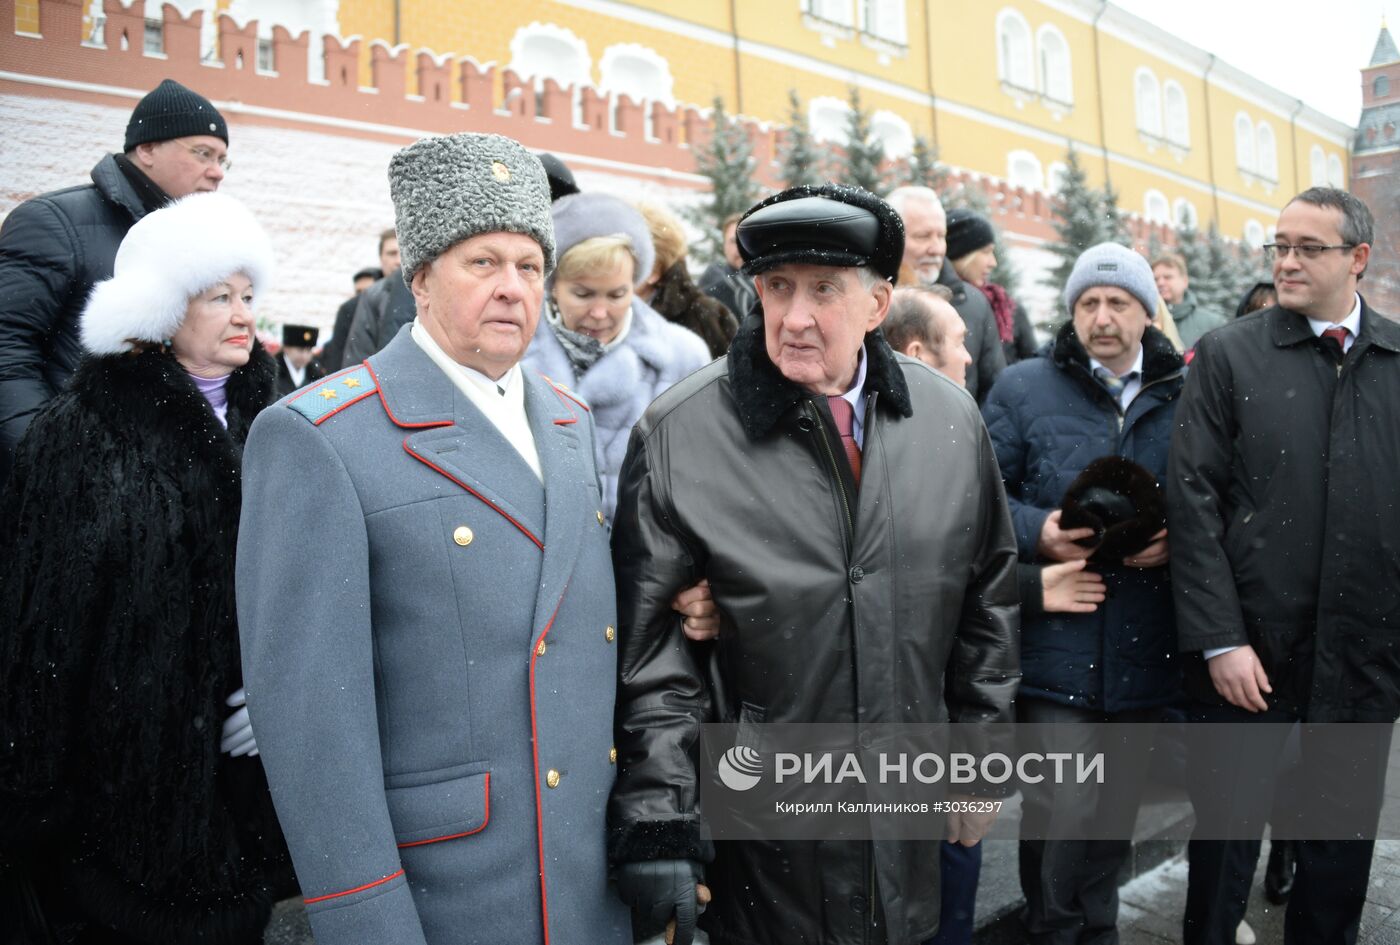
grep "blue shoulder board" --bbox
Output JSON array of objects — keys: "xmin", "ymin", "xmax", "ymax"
[{"xmin": 287, "ymin": 365, "xmax": 378, "ymax": 425}]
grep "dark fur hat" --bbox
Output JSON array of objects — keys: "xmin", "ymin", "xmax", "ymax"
[
  {"xmin": 1059, "ymin": 456, "xmax": 1166, "ymax": 562},
  {"xmin": 736, "ymin": 183, "xmax": 905, "ymax": 283}
]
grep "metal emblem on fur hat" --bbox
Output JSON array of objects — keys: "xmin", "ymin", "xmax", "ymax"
[
  {"xmin": 81, "ymin": 192, "xmax": 274, "ymax": 356},
  {"xmin": 388, "ymin": 132, "xmax": 555, "ymax": 283}
]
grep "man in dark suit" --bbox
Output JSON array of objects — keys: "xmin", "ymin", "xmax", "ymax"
[{"xmin": 274, "ymin": 323, "xmax": 327, "ymax": 398}]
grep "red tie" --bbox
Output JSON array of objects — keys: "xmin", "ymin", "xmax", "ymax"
[
  {"xmin": 1322, "ymin": 326, "xmax": 1349, "ymax": 353},
  {"xmin": 827, "ymin": 396, "xmax": 861, "ymax": 487}
]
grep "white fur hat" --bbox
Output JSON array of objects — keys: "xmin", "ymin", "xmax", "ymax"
[{"xmin": 81, "ymin": 192, "xmax": 274, "ymax": 355}]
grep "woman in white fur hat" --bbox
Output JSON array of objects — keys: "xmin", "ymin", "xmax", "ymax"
[{"xmin": 0, "ymin": 192, "xmax": 291, "ymax": 944}]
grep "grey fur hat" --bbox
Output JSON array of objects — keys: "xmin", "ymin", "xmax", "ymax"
[
  {"xmin": 550, "ymin": 192, "xmax": 655, "ymax": 286},
  {"xmin": 1063, "ymin": 242, "xmax": 1159, "ymax": 315},
  {"xmin": 388, "ymin": 132, "xmax": 555, "ymax": 283}
]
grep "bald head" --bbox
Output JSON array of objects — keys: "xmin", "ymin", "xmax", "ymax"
[
  {"xmin": 886, "ymin": 186, "xmax": 946, "ymax": 285},
  {"xmin": 887, "ymin": 286, "xmax": 971, "ymax": 389}
]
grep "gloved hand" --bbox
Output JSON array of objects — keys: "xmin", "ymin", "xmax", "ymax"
[
  {"xmin": 615, "ymin": 859, "xmax": 705, "ymax": 945},
  {"xmin": 220, "ymin": 687, "xmax": 258, "ymax": 757}
]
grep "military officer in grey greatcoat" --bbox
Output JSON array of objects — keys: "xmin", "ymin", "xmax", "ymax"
[{"xmin": 236, "ymin": 132, "xmax": 634, "ymax": 945}]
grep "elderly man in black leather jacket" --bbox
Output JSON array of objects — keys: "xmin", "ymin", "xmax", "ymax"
[
  {"xmin": 608, "ymin": 183, "xmax": 1020, "ymax": 945},
  {"xmin": 0, "ymin": 79, "xmax": 228, "ymax": 485}
]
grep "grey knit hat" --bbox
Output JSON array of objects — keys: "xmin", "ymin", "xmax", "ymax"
[
  {"xmin": 550, "ymin": 193, "xmax": 655, "ymax": 287},
  {"xmin": 388, "ymin": 132, "xmax": 555, "ymax": 283},
  {"xmin": 1063, "ymin": 242, "xmax": 1159, "ymax": 315}
]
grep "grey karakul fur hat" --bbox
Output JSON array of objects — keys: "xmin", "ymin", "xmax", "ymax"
[{"xmin": 388, "ymin": 132, "xmax": 555, "ymax": 283}]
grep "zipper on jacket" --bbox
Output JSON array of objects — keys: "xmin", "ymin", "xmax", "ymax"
[{"xmin": 805, "ymin": 399, "xmax": 855, "ymax": 553}]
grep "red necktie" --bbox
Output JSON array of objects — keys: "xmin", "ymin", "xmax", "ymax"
[
  {"xmin": 827, "ymin": 396, "xmax": 861, "ymax": 487},
  {"xmin": 1322, "ymin": 326, "xmax": 1349, "ymax": 356}
]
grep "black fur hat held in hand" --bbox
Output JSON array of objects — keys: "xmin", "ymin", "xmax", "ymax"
[{"xmin": 1058, "ymin": 456, "xmax": 1166, "ymax": 562}]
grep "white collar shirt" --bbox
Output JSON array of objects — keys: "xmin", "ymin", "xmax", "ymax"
[
  {"xmin": 1305, "ymin": 293, "xmax": 1363, "ymax": 353},
  {"xmin": 1089, "ymin": 345, "xmax": 1146, "ymax": 411}
]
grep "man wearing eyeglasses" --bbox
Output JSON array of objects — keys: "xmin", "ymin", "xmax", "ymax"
[
  {"xmin": 0, "ymin": 78, "xmax": 228, "ymax": 485},
  {"xmin": 1169, "ymin": 187, "xmax": 1400, "ymax": 945}
]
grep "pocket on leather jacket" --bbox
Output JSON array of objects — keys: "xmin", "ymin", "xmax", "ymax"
[
  {"xmin": 736, "ymin": 702, "xmax": 767, "ymax": 750},
  {"xmin": 385, "ymin": 768, "xmax": 491, "ymax": 848}
]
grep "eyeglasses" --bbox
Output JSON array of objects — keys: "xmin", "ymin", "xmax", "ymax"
[
  {"xmin": 1262, "ymin": 242, "xmax": 1356, "ymax": 262},
  {"xmin": 177, "ymin": 141, "xmax": 232, "ymax": 172}
]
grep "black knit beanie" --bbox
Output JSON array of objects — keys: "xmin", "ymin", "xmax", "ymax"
[
  {"xmin": 945, "ymin": 208, "xmax": 996, "ymax": 263},
  {"xmin": 124, "ymin": 79, "xmax": 228, "ymax": 151}
]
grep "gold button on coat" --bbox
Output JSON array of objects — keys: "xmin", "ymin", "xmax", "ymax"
[
  {"xmin": 546, "ymin": 769, "xmax": 561, "ymax": 788},
  {"xmin": 605, "ymin": 625, "xmax": 616, "ymax": 642},
  {"xmin": 536, "ymin": 639, "xmax": 547, "ymax": 656},
  {"xmin": 596, "ymin": 510, "xmax": 605, "ymax": 525},
  {"xmin": 609, "ymin": 747, "xmax": 618, "ymax": 764},
  {"xmin": 453, "ymin": 526, "xmax": 473, "ymax": 546}
]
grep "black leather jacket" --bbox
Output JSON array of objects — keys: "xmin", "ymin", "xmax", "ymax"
[
  {"xmin": 608, "ymin": 318, "xmax": 1020, "ymax": 945},
  {"xmin": 0, "ymin": 155, "xmax": 153, "ymax": 484}
]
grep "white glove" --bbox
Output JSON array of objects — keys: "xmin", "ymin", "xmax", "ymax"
[{"xmin": 220, "ymin": 687, "xmax": 258, "ymax": 757}]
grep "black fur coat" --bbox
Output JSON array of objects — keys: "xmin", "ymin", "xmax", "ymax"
[{"xmin": 0, "ymin": 345, "xmax": 290, "ymax": 944}]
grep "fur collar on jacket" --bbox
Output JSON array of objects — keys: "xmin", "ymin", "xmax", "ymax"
[
  {"xmin": 726, "ymin": 312, "xmax": 913, "ymax": 441},
  {"xmin": 70, "ymin": 341, "xmax": 275, "ymax": 456},
  {"xmin": 1050, "ymin": 320, "xmax": 1184, "ymax": 390}
]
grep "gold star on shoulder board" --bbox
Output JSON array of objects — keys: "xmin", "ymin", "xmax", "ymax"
[
  {"xmin": 343, "ymin": 378, "xmax": 362, "ymax": 389},
  {"xmin": 319, "ymin": 388, "xmax": 338, "ymax": 400}
]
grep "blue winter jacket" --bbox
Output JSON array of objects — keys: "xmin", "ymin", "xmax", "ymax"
[{"xmin": 982, "ymin": 322, "xmax": 1185, "ymax": 712}]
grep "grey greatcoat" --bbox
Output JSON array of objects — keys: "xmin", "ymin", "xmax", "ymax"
[{"xmin": 237, "ymin": 327, "xmax": 631, "ymax": 945}]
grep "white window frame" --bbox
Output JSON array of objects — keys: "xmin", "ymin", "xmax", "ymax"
[
  {"xmin": 1163, "ymin": 80, "xmax": 1189, "ymax": 147},
  {"xmin": 1235, "ymin": 112, "xmax": 1256, "ymax": 172},
  {"xmin": 1036, "ymin": 24, "xmax": 1072, "ymax": 105},
  {"xmin": 1256, "ymin": 120, "xmax": 1278, "ymax": 182},
  {"xmin": 1310, "ymin": 145, "xmax": 1327, "ymax": 186},
  {"xmin": 1327, "ymin": 153, "xmax": 1344, "ymax": 187},
  {"xmin": 1243, "ymin": 219, "xmax": 1265, "ymax": 249},
  {"xmin": 1046, "ymin": 161, "xmax": 1068, "ymax": 193},
  {"xmin": 1007, "ymin": 149, "xmax": 1045, "ymax": 191},
  {"xmin": 859, "ymin": 0, "xmax": 907, "ymax": 45},
  {"xmin": 1172, "ymin": 198, "xmax": 1198, "ymax": 229},
  {"xmin": 1135, "ymin": 67, "xmax": 1162, "ymax": 138},
  {"xmin": 599, "ymin": 43, "xmax": 675, "ymax": 107},
  {"xmin": 1144, "ymin": 189, "xmax": 1170, "ymax": 225},
  {"xmin": 804, "ymin": 0, "xmax": 855, "ymax": 27},
  {"xmin": 871, "ymin": 109, "xmax": 914, "ymax": 159},
  {"xmin": 995, "ymin": 8, "xmax": 1035, "ymax": 92},
  {"xmin": 809, "ymin": 95, "xmax": 853, "ymax": 144}
]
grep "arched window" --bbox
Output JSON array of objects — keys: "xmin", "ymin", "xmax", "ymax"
[
  {"xmin": 1144, "ymin": 190, "xmax": 1170, "ymax": 225},
  {"xmin": 1376, "ymin": 75, "xmax": 1391, "ymax": 98},
  {"xmin": 599, "ymin": 43, "xmax": 674, "ymax": 107},
  {"xmin": 996, "ymin": 9, "xmax": 1034, "ymax": 90},
  {"xmin": 1327, "ymin": 153, "xmax": 1345, "ymax": 187},
  {"xmin": 1135, "ymin": 68, "xmax": 1162, "ymax": 137},
  {"xmin": 1243, "ymin": 219, "xmax": 1265, "ymax": 249},
  {"xmin": 1235, "ymin": 112, "xmax": 1255, "ymax": 171},
  {"xmin": 508, "ymin": 23, "xmax": 592, "ymax": 91},
  {"xmin": 871, "ymin": 110, "xmax": 914, "ymax": 159},
  {"xmin": 1173, "ymin": 198, "xmax": 1198, "ymax": 229},
  {"xmin": 1163, "ymin": 80, "xmax": 1189, "ymax": 146},
  {"xmin": 1046, "ymin": 161, "xmax": 1068, "ymax": 193},
  {"xmin": 1007, "ymin": 149, "xmax": 1044, "ymax": 191},
  {"xmin": 1256, "ymin": 121, "xmax": 1278, "ymax": 180},
  {"xmin": 1036, "ymin": 24, "xmax": 1072, "ymax": 104},
  {"xmin": 1310, "ymin": 145, "xmax": 1327, "ymax": 186},
  {"xmin": 809, "ymin": 96, "xmax": 852, "ymax": 144}
]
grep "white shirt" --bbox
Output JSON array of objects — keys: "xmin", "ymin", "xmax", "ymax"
[
  {"xmin": 1205, "ymin": 294, "xmax": 1364, "ymax": 661},
  {"xmin": 410, "ymin": 320, "xmax": 543, "ymax": 481},
  {"xmin": 836, "ymin": 347, "xmax": 870, "ymax": 449},
  {"xmin": 283, "ymin": 355, "xmax": 306, "ymax": 389},
  {"xmin": 1304, "ymin": 292, "xmax": 1362, "ymax": 353},
  {"xmin": 1089, "ymin": 346, "xmax": 1145, "ymax": 411}
]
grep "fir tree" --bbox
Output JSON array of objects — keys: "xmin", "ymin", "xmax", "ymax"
[
  {"xmin": 836, "ymin": 86, "xmax": 886, "ymax": 194},
  {"xmin": 894, "ymin": 136, "xmax": 947, "ymax": 191},
  {"xmin": 1199, "ymin": 222, "xmax": 1256, "ymax": 315},
  {"xmin": 685, "ymin": 96, "xmax": 763, "ymax": 264},
  {"xmin": 1099, "ymin": 181, "xmax": 1132, "ymax": 247},
  {"xmin": 777, "ymin": 90, "xmax": 823, "ymax": 189},
  {"xmin": 1042, "ymin": 147, "xmax": 1108, "ymax": 313}
]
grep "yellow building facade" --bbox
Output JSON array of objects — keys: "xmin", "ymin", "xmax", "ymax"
[{"xmin": 73, "ymin": 0, "xmax": 1350, "ymax": 245}]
